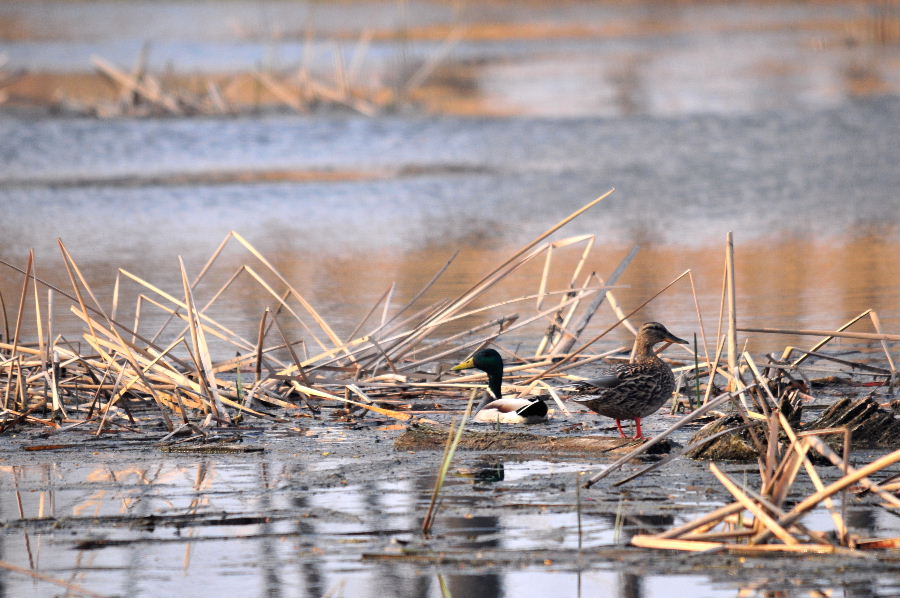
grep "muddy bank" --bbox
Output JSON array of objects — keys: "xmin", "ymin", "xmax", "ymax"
[{"xmin": 395, "ymin": 421, "xmax": 676, "ymax": 454}]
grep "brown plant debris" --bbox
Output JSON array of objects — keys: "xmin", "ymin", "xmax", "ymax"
[
  {"xmin": 633, "ymin": 407, "xmax": 900, "ymax": 556},
  {"xmin": 689, "ymin": 395, "xmax": 900, "ymax": 461}
]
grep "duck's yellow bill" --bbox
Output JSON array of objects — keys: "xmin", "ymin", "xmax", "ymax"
[{"xmin": 452, "ymin": 357, "xmax": 475, "ymax": 371}]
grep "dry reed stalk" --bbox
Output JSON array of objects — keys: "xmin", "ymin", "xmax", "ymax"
[
  {"xmin": 91, "ymin": 54, "xmax": 181, "ymax": 113},
  {"xmin": 0, "ymin": 342, "xmax": 40, "ymax": 356},
  {"xmin": 271, "ymin": 314, "xmax": 312, "ymax": 388},
  {"xmin": 725, "ymin": 232, "xmax": 738, "ymax": 391},
  {"xmin": 0, "ymin": 558, "xmax": 106, "ymax": 598},
  {"xmin": 231, "ymin": 232, "xmax": 352, "ymax": 359},
  {"xmin": 149, "ymin": 231, "xmax": 234, "ymax": 339},
  {"xmin": 29, "ymin": 252, "xmax": 45, "ymax": 363},
  {"xmin": 347, "ymin": 29, "xmax": 374, "ymax": 83},
  {"xmin": 868, "ymin": 310, "xmax": 897, "ymax": 374},
  {"xmin": 253, "ymin": 71, "xmax": 307, "ymax": 112},
  {"xmin": 0, "ymin": 258, "xmax": 191, "ymax": 370},
  {"xmin": 521, "ymin": 269, "xmax": 692, "ymax": 391},
  {"xmin": 613, "ymin": 421, "xmax": 759, "ymax": 488},
  {"xmin": 110, "ymin": 271, "xmax": 120, "ymax": 322},
  {"xmin": 419, "ymin": 286, "xmax": 606, "ymax": 334},
  {"xmin": 380, "ymin": 243, "xmax": 569, "ymax": 366},
  {"xmin": 380, "ymin": 251, "xmax": 460, "ymax": 333},
  {"xmin": 422, "ymin": 388, "xmax": 476, "ymax": 535},
  {"xmin": 798, "ymin": 430, "xmax": 900, "ymax": 510},
  {"xmin": 768, "ymin": 440, "xmax": 810, "ymax": 509},
  {"xmin": 303, "ymin": 74, "xmax": 378, "ymax": 116},
  {"xmin": 368, "ymin": 337, "xmax": 400, "ymax": 377},
  {"xmin": 347, "ymin": 283, "xmax": 394, "ymax": 343},
  {"xmin": 630, "ymin": 536, "xmax": 723, "ymax": 552},
  {"xmin": 399, "ymin": 288, "xmax": 596, "ymax": 372},
  {"xmin": 785, "ymin": 310, "xmax": 872, "ymax": 367},
  {"xmin": 284, "ymin": 379, "xmax": 417, "ymax": 422},
  {"xmin": 752, "ymin": 448, "xmax": 900, "ymax": 546},
  {"xmin": 781, "ymin": 349, "xmax": 890, "ymax": 375},
  {"xmin": 255, "ymin": 308, "xmax": 269, "ymax": 385},
  {"xmin": 4, "ymin": 251, "xmax": 33, "ymax": 410},
  {"xmin": 136, "ymin": 293, "xmax": 247, "ymax": 347},
  {"xmin": 95, "ymin": 335, "xmax": 187, "ymax": 432},
  {"xmin": 658, "ymin": 502, "xmax": 745, "ymax": 539},
  {"xmin": 357, "ymin": 285, "xmax": 590, "ymax": 376},
  {"xmin": 413, "ymin": 191, "xmax": 614, "ymax": 336},
  {"xmin": 121, "ymin": 268, "xmax": 256, "ymax": 350},
  {"xmin": 131, "ymin": 294, "xmax": 144, "ymax": 346},
  {"xmin": 686, "ymin": 271, "xmax": 712, "ymax": 369},
  {"xmin": 702, "ymin": 335, "xmax": 729, "ymax": 405},
  {"xmin": 352, "ymin": 300, "xmax": 453, "ymax": 369},
  {"xmin": 178, "ymin": 257, "xmax": 230, "ymax": 424},
  {"xmin": 708, "ymin": 462, "xmax": 799, "ymax": 545},
  {"xmin": 743, "ymin": 352, "xmax": 777, "ymax": 411},
  {"xmin": 557, "ymin": 244, "xmax": 640, "ymax": 354},
  {"xmin": 539, "ymin": 345, "xmax": 629, "ymax": 378},
  {"xmin": 534, "ymin": 234, "xmax": 594, "ymax": 354},
  {"xmin": 401, "ymin": 315, "xmax": 516, "ymax": 364},
  {"xmin": 604, "ymin": 286, "xmax": 640, "ymax": 340},
  {"xmin": 543, "ymin": 271, "xmax": 595, "ymax": 356},
  {"xmin": 403, "ymin": 25, "xmax": 466, "ymax": 95},
  {"xmin": 0, "ymin": 285, "xmax": 10, "ymax": 343},
  {"xmin": 739, "ymin": 327, "xmax": 900, "ymax": 342}
]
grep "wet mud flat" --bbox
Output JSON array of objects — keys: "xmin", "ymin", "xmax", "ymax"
[{"xmin": 2, "ymin": 379, "xmax": 899, "ymax": 598}]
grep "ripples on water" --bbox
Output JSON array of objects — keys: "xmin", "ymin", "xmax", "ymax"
[{"xmin": 0, "ymin": 99, "xmax": 897, "ymax": 353}]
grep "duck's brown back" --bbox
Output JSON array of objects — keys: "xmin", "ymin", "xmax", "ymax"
[{"xmin": 572, "ymin": 356, "xmax": 675, "ymax": 420}]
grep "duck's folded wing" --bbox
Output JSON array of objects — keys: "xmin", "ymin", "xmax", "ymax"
[
  {"xmin": 480, "ymin": 398, "xmax": 547, "ymax": 417},
  {"xmin": 515, "ymin": 398, "xmax": 548, "ymax": 418},
  {"xmin": 573, "ymin": 372, "xmax": 621, "ymax": 392}
]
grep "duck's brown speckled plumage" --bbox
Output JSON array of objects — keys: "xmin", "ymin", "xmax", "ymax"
[{"xmin": 570, "ymin": 322, "xmax": 688, "ymax": 439}]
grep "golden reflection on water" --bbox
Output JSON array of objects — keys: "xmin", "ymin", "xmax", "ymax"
[
  {"xmin": 0, "ymin": 231, "xmax": 896, "ymax": 358},
  {"xmin": 266, "ymin": 233, "xmax": 900, "ymax": 356}
]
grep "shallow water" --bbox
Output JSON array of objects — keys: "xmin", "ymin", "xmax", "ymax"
[
  {"xmin": 1, "ymin": 98, "xmax": 898, "ymax": 356},
  {"xmin": 3, "ymin": 429, "xmax": 900, "ymax": 598}
]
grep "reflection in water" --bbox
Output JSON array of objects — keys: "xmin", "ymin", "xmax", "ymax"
[
  {"xmin": 2, "ymin": 454, "xmax": 900, "ymax": 597},
  {"xmin": 1, "ymin": 95, "xmax": 898, "ymax": 357}
]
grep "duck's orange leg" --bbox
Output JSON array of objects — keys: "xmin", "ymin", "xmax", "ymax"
[
  {"xmin": 615, "ymin": 419, "xmax": 627, "ymax": 438},
  {"xmin": 633, "ymin": 418, "xmax": 644, "ymax": 439}
]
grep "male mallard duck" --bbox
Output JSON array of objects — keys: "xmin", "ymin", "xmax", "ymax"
[
  {"xmin": 570, "ymin": 321, "xmax": 688, "ymax": 439},
  {"xmin": 452, "ymin": 348, "xmax": 548, "ymax": 424}
]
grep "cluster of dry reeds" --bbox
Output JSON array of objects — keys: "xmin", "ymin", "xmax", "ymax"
[
  {"xmin": 1, "ymin": 191, "xmax": 643, "ymax": 435},
  {"xmin": 630, "ymin": 408, "xmax": 900, "ymax": 554},
  {"xmin": 2, "ymin": 189, "xmax": 898, "ymax": 446},
  {"xmin": 64, "ymin": 27, "xmax": 463, "ymax": 117}
]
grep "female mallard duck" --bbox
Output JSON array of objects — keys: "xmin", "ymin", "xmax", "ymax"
[
  {"xmin": 452, "ymin": 348, "xmax": 548, "ymax": 424},
  {"xmin": 570, "ymin": 322, "xmax": 688, "ymax": 439}
]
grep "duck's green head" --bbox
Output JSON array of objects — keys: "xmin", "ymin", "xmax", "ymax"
[
  {"xmin": 452, "ymin": 348, "xmax": 504, "ymax": 375},
  {"xmin": 452, "ymin": 348, "xmax": 504, "ymax": 401}
]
